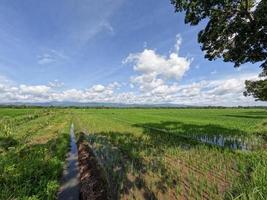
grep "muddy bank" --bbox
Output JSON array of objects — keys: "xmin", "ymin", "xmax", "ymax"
[{"xmin": 77, "ymin": 133, "xmax": 110, "ymax": 200}]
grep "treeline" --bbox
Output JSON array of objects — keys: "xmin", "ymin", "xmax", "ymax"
[{"xmin": 0, "ymin": 105, "xmax": 266, "ymax": 109}]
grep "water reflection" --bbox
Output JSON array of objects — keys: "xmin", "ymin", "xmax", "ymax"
[{"xmin": 192, "ymin": 135, "xmax": 261, "ymax": 150}]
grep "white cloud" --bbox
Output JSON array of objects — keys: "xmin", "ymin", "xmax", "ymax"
[
  {"xmin": 0, "ymin": 81, "xmax": 121, "ymax": 103},
  {"xmin": 19, "ymin": 84, "xmax": 51, "ymax": 95},
  {"xmin": 0, "ymin": 73, "xmax": 265, "ymax": 106},
  {"xmin": 125, "ymin": 49, "xmax": 191, "ymax": 80},
  {"xmin": 171, "ymin": 74, "xmax": 263, "ymax": 106},
  {"xmin": 174, "ymin": 34, "xmax": 182, "ymax": 53},
  {"xmin": 37, "ymin": 49, "xmax": 68, "ymax": 65},
  {"xmin": 124, "ymin": 35, "xmax": 191, "ymax": 98},
  {"xmin": 91, "ymin": 84, "xmax": 105, "ymax": 93},
  {"xmin": 48, "ymin": 80, "xmax": 64, "ymax": 88}
]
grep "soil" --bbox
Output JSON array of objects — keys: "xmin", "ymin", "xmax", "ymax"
[{"xmin": 77, "ymin": 133, "xmax": 110, "ymax": 200}]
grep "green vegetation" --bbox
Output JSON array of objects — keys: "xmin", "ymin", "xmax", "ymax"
[
  {"xmin": 0, "ymin": 108, "xmax": 39, "ymax": 118},
  {"xmin": 0, "ymin": 108, "xmax": 266, "ymax": 199},
  {"xmin": 73, "ymin": 108, "xmax": 267, "ymax": 200},
  {"xmin": 0, "ymin": 109, "xmax": 71, "ymax": 200}
]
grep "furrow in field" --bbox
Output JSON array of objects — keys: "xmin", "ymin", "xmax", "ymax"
[{"xmin": 111, "ymin": 116, "xmax": 240, "ymax": 181}]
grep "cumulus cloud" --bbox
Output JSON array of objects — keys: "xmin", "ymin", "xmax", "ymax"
[
  {"xmin": 19, "ymin": 85, "xmax": 51, "ymax": 95},
  {"xmin": 0, "ymin": 74, "xmax": 265, "ymax": 106},
  {"xmin": 124, "ymin": 34, "xmax": 191, "ymax": 98},
  {"xmin": 171, "ymin": 74, "xmax": 262, "ymax": 106},
  {"xmin": 125, "ymin": 49, "xmax": 191, "ymax": 80},
  {"xmin": 0, "ymin": 79, "xmax": 123, "ymax": 103},
  {"xmin": 112, "ymin": 74, "xmax": 265, "ymax": 106}
]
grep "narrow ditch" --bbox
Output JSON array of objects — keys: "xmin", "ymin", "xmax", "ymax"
[
  {"xmin": 77, "ymin": 132, "xmax": 110, "ymax": 200},
  {"xmin": 58, "ymin": 123, "xmax": 80, "ymax": 200},
  {"xmin": 58, "ymin": 125, "xmax": 110, "ymax": 200}
]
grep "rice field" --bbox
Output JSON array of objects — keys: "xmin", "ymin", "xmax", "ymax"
[{"xmin": 0, "ymin": 108, "xmax": 267, "ymax": 200}]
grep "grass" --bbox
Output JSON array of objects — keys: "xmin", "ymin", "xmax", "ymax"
[
  {"xmin": 0, "ymin": 109, "xmax": 71, "ymax": 200},
  {"xmin": 0, "ymin": 108, "xmax": 266, "ymax": 199},
  {"xmin": 73, "ymin": 108, "xmax": 267, "ymax": 200},
  {"xmin": 0, "ymin": 108, "xmax": 40, "ymax": 118}
]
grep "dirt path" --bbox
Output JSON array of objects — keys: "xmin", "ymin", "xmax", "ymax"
[{"xmin": 58, "ymin": 123, "xmax": 80, "ymax": 200}]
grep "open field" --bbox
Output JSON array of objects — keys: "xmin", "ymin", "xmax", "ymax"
[
  {"xmin": 0, "ymin": 108, "xmax": 267, "ymax": 200},
  {"xmin": 73, "ymin": 108, "xmax": 267, "ymax": 200}
]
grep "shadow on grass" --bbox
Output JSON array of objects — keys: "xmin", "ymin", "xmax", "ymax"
[
  {"xmin": 88, "ymin": 121, "xmax": 249, "ymax": 199},
  {"xmin": 0, "ymin": 136, "xmax": 18, "ymax": 150},
  {"xmin": 223, "ymin": 110, "xmax": 267, "ymax": 120},
  {"xmin": 241, "ymin": 111, "xmax": 267, "ymax": 116},
  {"xmin": 223, "ymin": 114, "xmax": 267, "ymax": 119},
  {"xmin": 135, "ymin": 121, "xmax": 260, "ymax": 151},
  {"xmin": 133, "ymin": 120, "xmax": 247, "ymax": 137},
  {"xmin": 87, "ymin": 131, "xmax": 160, "ymax": 200}
]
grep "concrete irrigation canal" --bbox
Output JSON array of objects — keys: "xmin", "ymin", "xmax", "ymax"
[
  {"xmin": 58, "ymin": 124, "xmax": 80, "ymax": 200},
  {"xmin": 58, "ymin": 124, "xmax": 109, "ymax": 200}
]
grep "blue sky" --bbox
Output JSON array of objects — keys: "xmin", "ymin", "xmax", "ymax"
[{"xmin": 0, "ymin": 0, "xmax": 265, "ymax": 106}]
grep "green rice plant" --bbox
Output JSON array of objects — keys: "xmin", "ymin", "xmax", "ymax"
[{"xmin": 72, "ymin": 108, "xmax": 267, "ymax": 199}]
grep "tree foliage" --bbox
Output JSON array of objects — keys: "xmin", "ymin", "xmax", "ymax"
[
  {"xmin": 171, "ymin": 0, "xmax": 267, "ymax": 101},
  {"xmin": 244, "ymin": 79, "xmax": 267, "ymax": 101}
]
